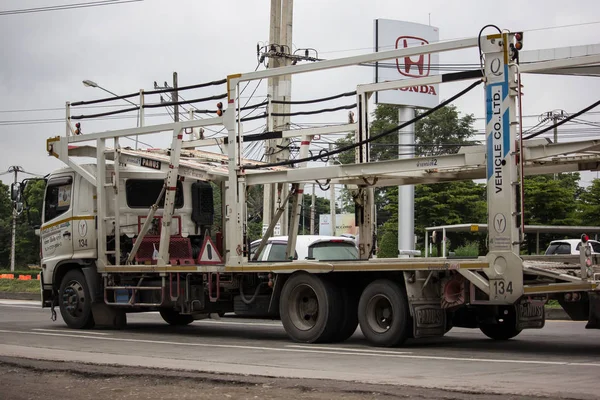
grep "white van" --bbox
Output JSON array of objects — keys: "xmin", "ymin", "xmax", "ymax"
[{"xmin": 250, "ymin": 235, "xmax": 358, "ymax": 261}]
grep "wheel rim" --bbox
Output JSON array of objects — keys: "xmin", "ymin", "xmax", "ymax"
[
  {"xmin": 288, "ymin": 283, "xmax": 319, "ymax": 331},
  {"xmin": 366, "ymin": 294, "xmax": 393, "ymax": 334},
  {"xmin": 62, "ymin": 280, "xmax": 86, "ymax": 319}
]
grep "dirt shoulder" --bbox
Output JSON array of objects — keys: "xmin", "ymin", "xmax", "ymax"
[{"xmin": 0, "ymin": 356, "xmax": 568, "ymax": 400}]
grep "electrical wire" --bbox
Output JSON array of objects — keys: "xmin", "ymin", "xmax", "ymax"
[
  {"xmin": 243, "ymin": 79, "xmax": 483, "ymax": 170},
  {"xmin": 523, "ymin": 99, "xmax": 600, "ymax": 140},
  {"xmin": 271, "ymin": 103, "xmax": 356, "ymax": 117},
  {"xmin": 272, "ymin": 91, "xmax": 356, "ymax": 105},
  {"xmin": 318, "ymin": 20, "xmax": 600, "ymax": 55},
  {"xmin": 70, "ymin": 78, "xmax": 227, "ymax": 107},
  {"xmin": 0, "ymin": 0, "xmax": 143, "ymax": 16}
]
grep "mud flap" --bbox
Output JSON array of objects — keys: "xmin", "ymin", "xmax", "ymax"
[
  {"xmin": 411, "ymin": 304, "xmax": 446, "ymax": 338},
  {"xmin": 91, "ymin": 303, "xmax": 127, "ymax": 329},
  {"xmin": 516, "ymin": 299, "xmax": 545, "ymax": 330},
  {"xmin": 585, "ymin": 292, "xmax": 600, "ymax": 329}
]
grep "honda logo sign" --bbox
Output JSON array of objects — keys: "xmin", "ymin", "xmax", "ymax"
[
  {"xmin": 374, "ymin": 19, "xmax": 440, "ymax": 109},
  {"xmin": 396, "ymin": 36, "xmax": 431, "ymax": 78}
]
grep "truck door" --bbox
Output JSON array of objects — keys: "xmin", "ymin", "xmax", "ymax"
[{"xmin": 40, "ymin": 175, "xmax": 74, "ymax": 265}]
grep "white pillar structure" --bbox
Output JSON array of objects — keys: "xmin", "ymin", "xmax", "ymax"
[{"xmin": 398, "ymin": 107, "xmax": 415, "ymax": 258}]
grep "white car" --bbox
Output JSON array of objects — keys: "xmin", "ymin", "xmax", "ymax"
[
  {"xmin": 250, "ymin": 235, "xmax": 359, "ymax": 261},
  {"xmin": 544, "ymin": 239, "xmax": 600, "ymax": 255}
]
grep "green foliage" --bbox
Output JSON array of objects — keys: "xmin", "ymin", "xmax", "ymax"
[
  {"xmin": 332, "ymin": 101, "xmax": 600, "ymax": 257},
  {"xmin": 523, "ymin": 174, "xmax": 580, "ymax": 226},
  {"xmin": 377, "ymin": 229, "xmax": 398, "ymax": 258},
  {"xmin": 579, "ymin": 178, "xmax": 600, "ymax": 223},
  {"xmin": 414, "ymin": 105, "xmax": 477, "ymax": 156},
  {"xmin": 0, "ymin": 179, "xmax": 45, "ymax": 269},
  {"xmin": 521, "ymin": 173, "xmax": 586, "ymax": 254},
  {"xmin": 452, "ymin": 242, "xmax": 480, "ymax": 257},
  {"xmin": 336, "ymin": 103, "xmax": 484, "ymax": 252}
]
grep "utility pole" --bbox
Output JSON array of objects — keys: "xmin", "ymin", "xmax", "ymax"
[
  {"xmin": 310, "ymin": 183, "xmax": 315, "ymax": 234},
  {"xmin": 8, "ymin": 166, "xmax": 24, "ymax": 272},
  {"xmin": 173, "ymin": 72, "xmax": 179, "ymax": 123},
  {"xmin": 540, "ymin": 110, "xmax": 566, "ymax": 179},
  {"xmin": 154, "ymin": 73, "xmax": 180, "ymax": 123},
  {"xmin": 329, "ymin": 144, "xmax": 336, "ymax": 236},
  {"xmin": 262, "ymin": 0, "xmax": 293, "ymax": 238}
]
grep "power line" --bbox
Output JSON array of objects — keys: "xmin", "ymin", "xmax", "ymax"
[
  {"xmin": 0, "ymin": 0, "xmax": 143, "ymax": 16},
  {"xmin": 320, "ymin": 20, "xmax": 600, "ymax": 55},
  {"xmin": 524, "ymin": 98, "xmax": 600, "ymax": 140}
]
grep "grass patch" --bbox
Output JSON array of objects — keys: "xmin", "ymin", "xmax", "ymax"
[
  {"xmin": 546, "ymin": 300, "xmax": 562, "ymax": 309},
  {"xmin": 0, "ymin": 279, "xmax": 39, "ymax": 293}
]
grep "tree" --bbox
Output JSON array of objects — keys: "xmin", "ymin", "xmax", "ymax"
[
  {"xmin": 0, "ymin": 179, "xmax": 46, "ymax": 269},
  {"xmin": 335, "ymin": 103, "xmax": 481, "ymax": 255},
  {"xmin": 578, "ymin": 178, "xmax": 600, "ymax": 224},
  {"xmin": 523, "ymin": 174, "xmax": 580, "ymax": 226},
  {"xmin": 0, "ymin": 183, "xmax": 12, "ymax": 268}
]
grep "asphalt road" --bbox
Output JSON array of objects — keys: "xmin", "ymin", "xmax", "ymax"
[{"xmin": 0, "ymin": 299, "xmax": 599, "ymax": 399}]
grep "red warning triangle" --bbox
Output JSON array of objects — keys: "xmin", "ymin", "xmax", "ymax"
[{"xmin": 197, "ymin": 235, "xmax": 223, "ymax": 265}]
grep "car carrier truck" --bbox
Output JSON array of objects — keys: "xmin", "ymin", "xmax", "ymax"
[{"xmin": 25, "ymin": 28, "xmax": 600, "ymax": 346}]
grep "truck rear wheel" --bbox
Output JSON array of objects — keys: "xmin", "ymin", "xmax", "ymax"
[
  {"xmin": 159, "ymin": 309, "xmax": 194, "ymax": 326},
  {"xmin": 358, "ymin": 279, "xmax": 411, "ymax": 347},
  {"xmin": 279, "ymin": 273, "xmax": 342, "ymax": 343},
  {"xmin": 330, "ymin": 286, "xmax": 359, "ymax": 342},
  {"xmin": 59, "ymin": 269, "xmax": 95, "ymax": 329},
  {"xmin": 479, "ymin": 308, "xmax": 522, "ymax": 340}
]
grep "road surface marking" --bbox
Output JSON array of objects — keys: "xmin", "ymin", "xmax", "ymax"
[
  {"xmin": 0, "ymin": 329, "xmax": 413, "ymax": 359},
  {"xmin": 0, "ymin": 304, "xmax": 40, "ymax": 310},
  {"xmin": 0, "ymin": 300, "xmax": 39, "ymax": 305},
  {"xmin": 195, "ymin": 320, "xmax": 281, "ymax": 327},
  {"xmin": 286, "ymin": 344, "xmax": 412, "ymax": 354},
  {"xmin": 0, "ymin": 329, "xmax": 599, "ymax": 367},
  {"xmin": 32, "ymin": 328, "xmax": 111, "ymax": 336}
]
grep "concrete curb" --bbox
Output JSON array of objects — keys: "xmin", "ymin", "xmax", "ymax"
[{"xmin": 0, "ymin": 292, "xmax": 40, "ymax": 301}]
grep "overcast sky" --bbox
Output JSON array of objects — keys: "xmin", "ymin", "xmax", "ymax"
[{"xmin": 1, "ymin": 0, "xmax": 600, "ymax": 188}]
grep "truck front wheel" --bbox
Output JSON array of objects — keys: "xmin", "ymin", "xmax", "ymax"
[
  {"xmin": 358, "ymin": 279, "xmax": 411, "ymax": 347},
  {"xmin": 279, "ymin": 273, "xmax": 342, "ymax": 343},
  {"xmin": 59, "ymin": 269, "xmax": 95, "ymax": 329}
]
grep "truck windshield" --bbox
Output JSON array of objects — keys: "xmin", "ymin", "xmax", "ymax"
[{"xmin": 125, "ymin": 179, "xmax": 184, "ymax": 208}]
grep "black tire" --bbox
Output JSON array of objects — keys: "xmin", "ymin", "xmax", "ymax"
[
  {"xmin": 358, "ymin": 279, "xmax": 411, "ymax": 347},
  {"xmin": 279, "ymin": 273, "xmax": 342, "ymax": 343},
  {"xmin": 59, "ymin": 269, "xmax": 95, "ymax": 329},
  {"xmin": 330, "ymin": 286, "xmax": 359, "ymax": 342},
  {"xmin": 479, "ymin": 309, "xmax": 522, "ymax": 340},
  {"xmin": 160, "ymin": 309, "xmax": 194, "ymax": 326}
]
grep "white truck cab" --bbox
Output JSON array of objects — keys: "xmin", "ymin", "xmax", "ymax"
[{"xmin": 39, "ymin": 163, "xmax": 215, "ymax": 309}]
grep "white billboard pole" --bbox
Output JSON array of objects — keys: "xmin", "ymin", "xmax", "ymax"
[
  {"xmin": 373, "ymin": 19, "xmax": 439, "ymax": 258},
  {"xmin": 398, "ymin": 107, "xmax": 415, "ymax": 257}
]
